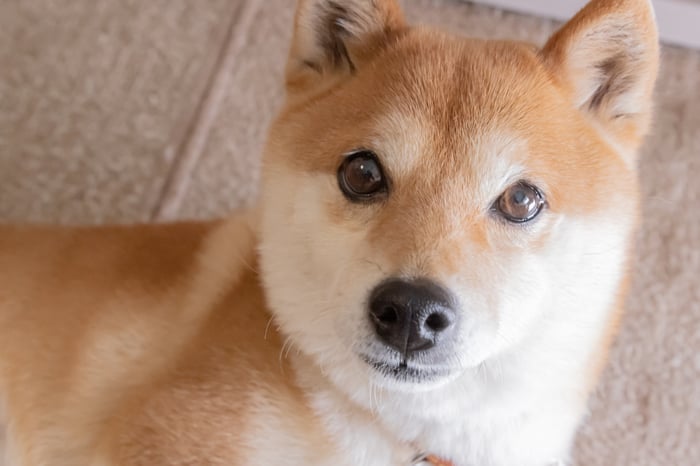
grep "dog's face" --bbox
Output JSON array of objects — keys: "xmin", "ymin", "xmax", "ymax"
[{"xmin": 259, "ymin": 0, "xmax": 658, "ymax": 394}]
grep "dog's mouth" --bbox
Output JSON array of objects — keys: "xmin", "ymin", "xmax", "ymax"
[{"xmin": 361, "ymin": 355, "xmax": 452, "ymax": 383}]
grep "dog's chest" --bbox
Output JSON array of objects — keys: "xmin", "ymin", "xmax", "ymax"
[{"xmin": 373, "ymin": 383, "xmax": 579, "ymax": 466}]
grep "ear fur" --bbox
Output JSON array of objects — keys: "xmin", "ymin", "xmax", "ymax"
[
  {"xmin": 541, "ymin": 0, "xmax": 659, "ymax": 152},
  {"xmin": 286, "ymin": 0, "xmax": 406, "ymax": 89}
]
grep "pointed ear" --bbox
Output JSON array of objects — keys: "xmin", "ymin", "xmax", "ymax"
[
  {"xmin": 541, "ymin": 0, "xmax": 659, "ymax": 154},
  {"xmin": 286, "ymin": 0, "xmax": 406, "ymax": 91}
]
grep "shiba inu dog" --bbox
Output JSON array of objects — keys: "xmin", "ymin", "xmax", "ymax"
[{"xmin": 0, "ymin": 0, "xmax": 659, "ymax": 465}]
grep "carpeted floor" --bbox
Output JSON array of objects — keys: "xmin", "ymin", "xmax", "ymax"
[{"xmin": 1, "ymin": 0, "xmax": 698, "ymax": 464}]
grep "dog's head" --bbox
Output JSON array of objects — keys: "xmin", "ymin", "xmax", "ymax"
[{"xmin": 258, "ymin": 0, "xmax": 658, "ymax": 394}]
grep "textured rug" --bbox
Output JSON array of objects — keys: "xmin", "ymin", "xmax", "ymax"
[{"xmin": 1, "ymin": 1, "xmax": 698, "ymax": 464}]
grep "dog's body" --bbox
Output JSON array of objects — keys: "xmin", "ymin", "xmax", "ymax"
[{"xmin": 0, "ymin": 1, "xmax": 659, "ymax": 465}]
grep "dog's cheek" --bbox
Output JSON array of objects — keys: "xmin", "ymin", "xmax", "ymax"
[
  {"xmin": 443, "ymin": 239, "xmax": 555, "ymax": 367},
  {"xmin": 313, "ymin": 205, "xmax": 392, "ymax": 353},
  {"xmin": 487, "ymin": 215, "xmax": 630, "ymax": 361},
  {"xmin": 489, "ymin": 254, "xmax": 551, "ymax": 357},
  {"xmin": 259, "ymin": 170, "xmax": 384, "ymax": 357},
  {"xmin": 259, "ymin": 172, "xmax": 334, "ymax": 345}
]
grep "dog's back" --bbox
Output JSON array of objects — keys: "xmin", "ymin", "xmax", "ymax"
[{"xmin": 0, "ymin": 220, "xmax": 290, "ymax": 465}]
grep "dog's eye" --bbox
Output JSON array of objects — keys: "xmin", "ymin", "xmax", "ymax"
[
  {"xmin": 338, "ymin": 151, "xmax": 387, "ymax": 201},
  {"xmin": 495, "ymin": 182, "xmax": 546, "ymax": 223}
]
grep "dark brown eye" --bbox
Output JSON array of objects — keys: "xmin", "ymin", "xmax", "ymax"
[
  {"xmin": 338, "ymin": 151, "xmax": 387, "ymax": 201},
  {"xmin": 495, "ymin": 181, "xmax": 546, "ymax": 223}
]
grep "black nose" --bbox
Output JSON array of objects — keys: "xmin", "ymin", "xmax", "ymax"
[{"xmin": 368, "ymin": 279, "xmax": 458, "ymax": 356}]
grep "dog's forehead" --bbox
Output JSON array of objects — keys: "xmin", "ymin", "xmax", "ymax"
[
  {"xmin": 373, "ymin": 32, "xmax": 547, "ymax": 119},
  {"xmin": 363, "ymin": 33, "xmax": 547, "ymax": 193},
  {"xmin": 351, "ymin": 32, "xmax": 632, "ymax": 219},
  {"xmin": 370, "ymin": 108, "xmax": 527, "ymax": 206}
]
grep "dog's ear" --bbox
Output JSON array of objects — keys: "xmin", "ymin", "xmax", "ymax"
[
  {"xmin": 286, "ymin": 0, "xmax": 406, "ymax": 92},
  {"xmin": 541, "ymin": 0, "xmax": 659, "ymax": 156}
]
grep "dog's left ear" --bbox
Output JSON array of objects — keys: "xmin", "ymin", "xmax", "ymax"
[
  {"xmin": 541, "ymin": 0, "xmax": 659, "ymax": 156},
  {"xmin": 286, "ymin": 0, "xmax": 406, "ymax": 93}
]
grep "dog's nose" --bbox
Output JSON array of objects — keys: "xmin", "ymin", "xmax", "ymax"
[{"xmin": 368, "ymin": 279, "xmax": 457, "ymax": 356}]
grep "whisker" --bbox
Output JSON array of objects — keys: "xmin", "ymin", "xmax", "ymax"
[
  {"xmin": 362, "ymin": 259, "xmax": 386, "ymax": 275},
  {"xmin": 279, "ymin": 337, "xmax": 295, "ymax": 368},
  {"xmin": 263, "ymin": 316, "xmax": 275, "ymax": 340}
]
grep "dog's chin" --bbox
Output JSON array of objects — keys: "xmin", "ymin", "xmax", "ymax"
[{"xmin": 360, "ymin": 355, "xmax": 463, "ymax": 392}]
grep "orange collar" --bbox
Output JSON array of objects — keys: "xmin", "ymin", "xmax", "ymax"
[
  {"xmin": 413, "ymin": 453, "xmax": 454, "ymax": 466},
  {"xmin": 414, "ymin": 452, "xmax": 566, "ymax": 465}
]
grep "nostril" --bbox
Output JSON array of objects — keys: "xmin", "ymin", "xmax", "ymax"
[
  {"xmin": 368, "ymin": 278, "xmax": 458, "ymax": 355},
  {"xmin": 425, "ymin": 311, "xmax": 452, "ymax": 332},
  {"xmin": 373, "ymin": 305, "xmax": 399, "ymax": 325}
]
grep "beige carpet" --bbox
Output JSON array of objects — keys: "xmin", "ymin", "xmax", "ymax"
[{"xmin": 1, "ymin": 0, "xmax": 698, "ymax": 464}]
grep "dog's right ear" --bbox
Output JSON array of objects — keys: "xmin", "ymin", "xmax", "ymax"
[{"xmin": 286, "ymin": 0, "xmax": 406, "ymax": 93}]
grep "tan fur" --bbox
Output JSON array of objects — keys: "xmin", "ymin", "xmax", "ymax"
[
  {"xmin": 0, "ymin": 217, "xmax": 269, "ymax": 465},
  {"xmin": 0, "ymin": 1, "xmax": 658, "ymax": 465}
]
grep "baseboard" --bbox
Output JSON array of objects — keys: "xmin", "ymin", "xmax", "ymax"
[{"xmin": 470, "ymin": 0, "xmax": 700, "ymax": 49}]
